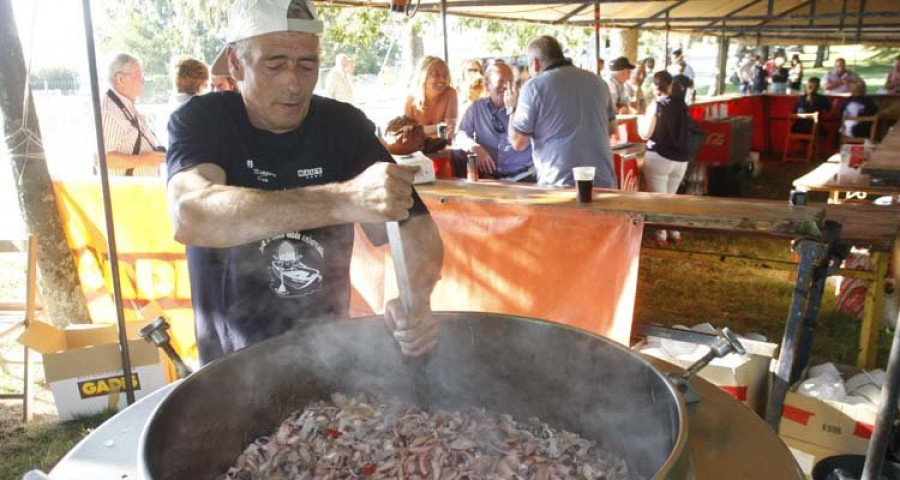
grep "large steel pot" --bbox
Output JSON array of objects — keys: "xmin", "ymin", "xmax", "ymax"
[{"xmin": 138, "ymin": 312, "xmax": 691, "ymax": 479}]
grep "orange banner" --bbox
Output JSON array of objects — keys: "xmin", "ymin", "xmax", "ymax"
[
  {"xmin": 53, "ymin": 179, "xmax": 643, "ymax": 364},
  {"xmin": 352, "ymin": 200, "xmax": 643, "ymax": 344}
]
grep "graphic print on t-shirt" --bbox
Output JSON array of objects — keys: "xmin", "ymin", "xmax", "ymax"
[{"xmin": 260, "ymin": 232, "xmax": 324, "ymax": 297}]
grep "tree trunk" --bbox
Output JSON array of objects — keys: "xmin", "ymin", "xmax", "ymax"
[
  {"xmin": 0, "ymin": 0, "xmax": 91, "ymax": 325},
  {"xmin": 715, "ymin": 36, "xmax": 729, "ymax": 96},
  {"xmin": 609, "ymin": 28, "xmax": 638, "ymax": 63},
  {"xmin": 814, "ymin": 45, "xmax": 827, "ymax": 68}
]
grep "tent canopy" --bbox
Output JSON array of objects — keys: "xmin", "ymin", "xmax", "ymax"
[{"xmin": 323, "ymin": 0, "xmax": 900, "ymax": 46}]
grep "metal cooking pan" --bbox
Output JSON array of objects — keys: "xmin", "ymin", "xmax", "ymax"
[{"xmin": 138, "ymin": 312, "xmax": 691, "ymax": 479}]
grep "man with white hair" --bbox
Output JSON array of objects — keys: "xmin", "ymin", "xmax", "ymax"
[
  {"xmin": 166, "ymin": 0, "xmax": 444, "ymax": 364},
  {"xmin": 506, "ymin": 35, "xmax": 617, "ymax": 188},
  {"xmin": 324, "ymin": 53, "xmax": 354, "ymax": 103},
  {"xmin": 101, "ymin": 53, "xmax": 166, "ymax": 176},
  {"xmin": 604, "ymin": 56, "xmax": 636, "ymax": 114}
]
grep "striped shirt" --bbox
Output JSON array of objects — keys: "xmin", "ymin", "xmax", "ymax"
[{"xmin": 100, "ymin": 89, "xmax": 162, "ymax": 177}]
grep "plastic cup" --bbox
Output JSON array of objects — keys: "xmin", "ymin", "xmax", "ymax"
[{"xmin": 572, "ymin": 167, "xmax": 595, "ymax": 203}]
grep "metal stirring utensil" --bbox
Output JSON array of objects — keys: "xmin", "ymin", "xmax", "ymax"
[{"xmin": 386, "ymin": 220, "xmax": 431, "ymax": 405}]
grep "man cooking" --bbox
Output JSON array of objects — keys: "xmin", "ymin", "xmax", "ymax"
[{"xmin": 165, "ymin": 0, "xmax": 444, "ymax": 365}]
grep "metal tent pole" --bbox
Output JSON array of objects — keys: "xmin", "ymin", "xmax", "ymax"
[
  {"xmin": 861, "ymin": 303, "xmax": 900, "ymax": 479},
  {"xmin": 80, "ymin": 0, "xmax": 135, "ymax": 404},
  {"xmin": 440, "ymin": 0, "xmax": 449, "ymax": 62},
  {"xmin": 664, "ymin": 12, "xmax": 670, "ymax": 69},
  {"xmin": 594, "ymin": 0, "xmax": 601, "ymax": 74}
]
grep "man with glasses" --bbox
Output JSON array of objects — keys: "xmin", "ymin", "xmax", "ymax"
[
  {"xmin": 455, "ymin": 63, "xmax": 535, "ymax": 182},
  {"xmin": 101, "ymin": 53, "xmax": 166, "ymax": 176}
]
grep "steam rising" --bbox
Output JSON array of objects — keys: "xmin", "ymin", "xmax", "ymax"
[{"xmin": 142, "ymin": 314, "xmax": 682, "ymax": 480}]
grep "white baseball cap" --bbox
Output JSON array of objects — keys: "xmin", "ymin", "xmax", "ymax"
[{"xmin": 211, "ymin": 0, "xmax": 324, "ymax": 76}]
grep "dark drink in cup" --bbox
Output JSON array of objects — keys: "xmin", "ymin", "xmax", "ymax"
[
  {"xmin": 572, "ymin": 167, "xmax": 595, "ymax": 203},
  {"xmin": 577, "ymin": 180, "xmax": 593, "ymax": 202}
]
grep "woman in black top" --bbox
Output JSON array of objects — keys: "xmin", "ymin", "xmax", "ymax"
[{"xmin": 639, "ymin": 71, "xmax": 690, "ymax": 246}]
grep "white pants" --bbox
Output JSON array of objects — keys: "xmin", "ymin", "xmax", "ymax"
[{"xmin": 643, "ymin": 151, "xmax": 688, "ymax": 194}]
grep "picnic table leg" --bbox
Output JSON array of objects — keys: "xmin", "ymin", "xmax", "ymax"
[
  {"xmin": 766, "ymin": 240, "xmax": 827, "ymax": 430},
  {"xmin": 858, "ymin": 252, "xmax": 889, "ymax": 368},
  {"xmin": 23, "ymin": 345, "xmax": 32, "ymax": 422},
  {"xmin": 791, "ymin": 254, "xmax": 832, "ymax": 383}
]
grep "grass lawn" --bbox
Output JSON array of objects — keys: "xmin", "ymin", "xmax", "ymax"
[
  {"xmin": 0, "ymin": 411, "xmax": 116, "ymax": 480},
  {"xmin": 635, "ymin": 156, "xmax": 893, "ymax": 367}
]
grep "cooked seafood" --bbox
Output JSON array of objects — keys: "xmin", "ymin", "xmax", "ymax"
[{"xmin": 223, "ymin": 393, "xmax": 631, "ymax": 480}]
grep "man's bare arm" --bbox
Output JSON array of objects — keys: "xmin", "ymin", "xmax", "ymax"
[
  {"xmin": 167, "ymin": 161, "xmax": 419, "ymax": 248},
  {"xmin": 384, "ymin": 213, "xmax": 444, "ymax": 357},
  {"xmin": 105, "ymin": 151, "xmax": 165, "ymax": 170},
  {"xmin": 400, "ymin": 214, "xmax": 444, "ymax": 308},
  {"xmin": 508, "ymin": 126, "xmax": 531, "ymax": 151}
]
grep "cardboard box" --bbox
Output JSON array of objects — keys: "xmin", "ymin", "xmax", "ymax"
[
  {"xmin": 393, "ymin": 152, "xmax": 436, "ymax": 185},
  {"xmin": 18, "ymin": 320, "xmax": 166, "ymax": 421},
  {"xmin": 636, "ymin": 337, "xmax": 778, "ymax": 415},
  {"xmin": 778, "ymin": 366, "xmax": 876, "ymax": 458},
  {"xmin": 782, "ymin": 435, "xmax": 846, "ymax": 479}
]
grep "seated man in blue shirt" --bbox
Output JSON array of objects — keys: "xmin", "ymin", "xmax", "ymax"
[{"xmin": 455, "ymin": 63, "xmax": 536, "ymax": 182}]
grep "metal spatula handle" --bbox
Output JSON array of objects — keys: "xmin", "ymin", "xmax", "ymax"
[{"xmin": 386, "ymin": 221, "xmax": 415, "ymax": 315}]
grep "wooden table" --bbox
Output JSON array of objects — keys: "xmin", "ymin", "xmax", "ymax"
[
  {"xmin": 792, "ymin": 162, "xmax": 900, "ymax": 203},
  {"xmin": 792, "ymin": 124, "xmax": 900, "ymax": 203},
  {"xmin": 416, "ymin": 180, "xmax": 823, "ymax": 237}
]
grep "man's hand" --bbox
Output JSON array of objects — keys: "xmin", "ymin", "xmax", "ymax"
[
  {"xmin": 383, "ymin": 299, "xmax": 437, "ymax": 357},
  {"xmin": 503, "ymin": 80, "xmax": 518, "ymax": 112},
  {"xmin": 341, "ymin": 162, "xmax": 419, "ymax": 223},
  {"xmin": 472, "ymin": 145, "xmax": 496, "ymax": 174}
]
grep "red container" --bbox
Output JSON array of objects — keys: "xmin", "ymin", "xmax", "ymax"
[
  {"xmin": 428, "ymin": 152, "xmax": 453, "ymax": 179},
  {"xmin": 614, "ymin": 153, "xmax": 640, "ymax": 191}
]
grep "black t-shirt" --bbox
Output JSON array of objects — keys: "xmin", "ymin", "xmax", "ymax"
[
  {"xmin": 166, "ymin": 92, "xmax": 428, "ymax": 364},
  {"xmin": 647, "ymin": 95, "xmax": 690, "ymax": 162},
  {"xmin": 751, "ymin": 66, "xmax": 767, "ymax": 93},
  {"xmin": 772, "ymin": 67, "xmax": 790, "ymax": 84},
  {"xmin": 791, "ymin": 93, "xmax": 831, "ymax": 134}
]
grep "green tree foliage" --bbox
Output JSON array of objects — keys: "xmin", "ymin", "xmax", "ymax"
[
  {"xmin": 95, "ymin": 0, "xmax": 227, "ymax": 75},
  {"xmin": 318, "ymin": 5, "xmax": 399, "ymax": 75},
  {"xmin": 93, "ymin": 1, "xmax": 397, "ymax": 79},
  {"xmin": 29, "ymin": 66, "xmax": 79, "ymax": 91},
  {"xmin": 455, "ymin": 17, "xmax": 591, "ymax": 60}
]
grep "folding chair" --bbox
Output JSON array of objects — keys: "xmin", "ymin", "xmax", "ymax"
[
  {"xmin": 0, "ymin": 235, "xmax": 38, "ymax": 422},
  {"xmin": 783, "ymin": 112, "xmax": 819, "ymax": 163},
  {"xmin": 840, "ymin": 115, "xmax": 879, "ymax": 145}
]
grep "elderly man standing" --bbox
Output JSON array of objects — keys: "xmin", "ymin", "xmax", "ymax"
[
  {"xmin": 324, "ymin": 53, "xmax": 354, "ymax": 103},
  {"xmin": 824, "ymin": 58, "xmax": 862, "ymax": 94},
  {"xmin": 101, "ymin": 53, "xmax": 166, "ymax": 176},
  {"xmin": 605, "ymin": 56, "xmax": 636, "ymax": 114},
  {"xmin": 166, "ymin": 0, "xmax": 444, "ymax": 364},
  {"xmin": 455, "ymin": 63, "xmax": 535, "ymax": 182},
  {"xmin": 507, "ymin": 35, "xmax": 617, "ymax": 188}
]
